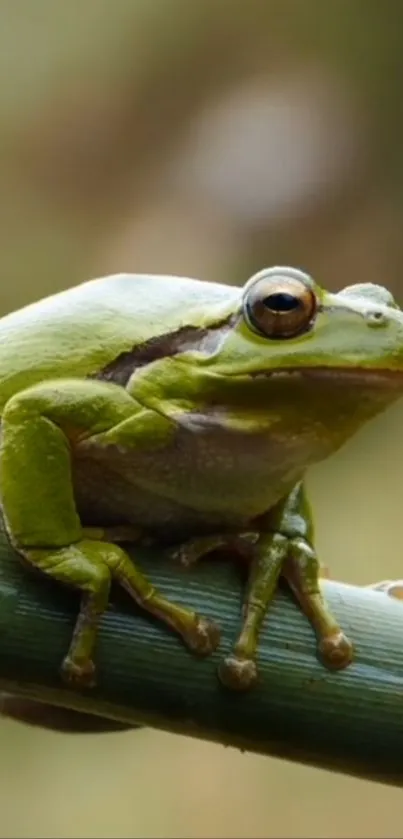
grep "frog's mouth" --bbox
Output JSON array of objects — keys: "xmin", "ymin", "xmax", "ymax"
[{"xmin": 252, "ymin": 366, "xmax": 403, "ymax": 388}]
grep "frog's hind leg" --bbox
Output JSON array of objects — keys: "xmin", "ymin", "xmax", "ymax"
[
  {"xmin": 0, "ymin": 377, "xmax": 220, "ymax": 688},
  {"xmin": 29, "ymin": 541, "xmax": 111, "ymax": 687},
  {"xmin": 109, "ymin": 544, "xmax": 221, "ymax": 659},
  {"xmin": 28, "ymin": 539, "xmax": 220, "ymax": 687}
]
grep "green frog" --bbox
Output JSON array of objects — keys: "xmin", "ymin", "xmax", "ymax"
[{"xmin": 0, "ymin": 266, "xmax": 402, "ymax": 691}]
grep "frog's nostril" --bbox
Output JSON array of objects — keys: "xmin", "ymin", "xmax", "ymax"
[{"xmin": 366, "ymin": 310, "xmax": 388, "ymax": 328}]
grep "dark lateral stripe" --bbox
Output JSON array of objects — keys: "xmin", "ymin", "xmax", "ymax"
[{"xmin": 92, "ymin": 317, "xmax": 235, "ymax": 387}]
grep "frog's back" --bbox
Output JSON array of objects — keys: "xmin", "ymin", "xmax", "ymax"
[{"xmin": 0, "ymin": 273, "xmax": 238, "ymax": 409}]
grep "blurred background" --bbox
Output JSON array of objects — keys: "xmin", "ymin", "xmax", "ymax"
[{"xmin": 2, "ymin": 0, "xmax": 403, "ymax": 836}]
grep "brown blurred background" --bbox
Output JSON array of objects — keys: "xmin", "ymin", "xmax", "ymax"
[{"xmin": 2, "ymin": 1, "xmax": 403, "ymax": 836}]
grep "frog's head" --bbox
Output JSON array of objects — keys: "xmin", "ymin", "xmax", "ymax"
[
  {"xmin": 164, "ymin": 266, "xmax": 403, "ymax": 441},
  {"xmin": 134, "ymin": 266, "xmax": 403, "ymax": 449},
  {"xmin": 195, "ymin": 266, "xmax": 403, "ymax": 390}
]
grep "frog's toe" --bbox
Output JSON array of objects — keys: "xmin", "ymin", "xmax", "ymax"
[
  {"xmin": 61, "ymin": 656, "xmax": 97, "ymax": 689},
  {"xmin": 218, "ymin": 654, "xmax": 258, "ymax": 691},
  {"xmin": 183, "ymin": 616, "xmax": 221, "ymax": 656},
  {"xmin": 318, "ymin": 630, "xmax": 353, "ymax": 670}
]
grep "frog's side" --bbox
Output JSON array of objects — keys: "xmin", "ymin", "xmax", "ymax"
[
  {"xmin": 74, "ymin": 368, "xmax": 391, "ymax": 540},
  {"xmin": 1, "ymin": 267, "xmax": 403, "ymax": 691}
]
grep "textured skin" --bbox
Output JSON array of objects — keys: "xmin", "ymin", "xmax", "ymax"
[
  {"xmin": 0, "ymin": 273, "xmax": 236, "ymax": 409},
  {"xmin": 1, "ymin": 269, "xmax": 403, "ymax": 690}
]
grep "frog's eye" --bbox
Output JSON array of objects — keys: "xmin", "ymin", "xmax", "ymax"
[{"xmin": 243, "ymin": 269, "xmax": 317, "ymax": 339}]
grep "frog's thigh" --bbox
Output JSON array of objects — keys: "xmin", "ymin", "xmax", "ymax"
[
  {"xmin": 1, "ymin": 379, "xmax": 221, "ymax": 683},
  {"xmin": 0, "ymin": 377, "xmax": 143, "ymax": 547}
]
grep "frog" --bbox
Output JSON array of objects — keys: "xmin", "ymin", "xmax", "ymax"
[{"xmin": 1, "ymin": 266, "xmax": 402, "ymax": 693}]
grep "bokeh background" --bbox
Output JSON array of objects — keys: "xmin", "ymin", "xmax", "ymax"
[{"xmin": 2, "ymin": 1, "xmax": 403, "ymax": 836}]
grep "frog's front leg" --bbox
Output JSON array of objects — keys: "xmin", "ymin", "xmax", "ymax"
[
  {"xmin": 0, "ymin": 378, "xmax": 220, "ymax": 688},
  {"xmin": 218, "ymin": 482, "xmax": 353, "ymax": 691}
]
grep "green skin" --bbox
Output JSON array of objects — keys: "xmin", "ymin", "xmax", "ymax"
[{"xmin": 1, "ymin": 265, "xmax": 403, "ymax": 693}]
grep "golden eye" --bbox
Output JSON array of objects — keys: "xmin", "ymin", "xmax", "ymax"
[{"xmin": 243, "ymin": 268, "xmax": 317, "ymax": 339}]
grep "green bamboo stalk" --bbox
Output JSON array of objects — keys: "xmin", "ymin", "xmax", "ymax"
[{"xmin": 1, "ymin": 518, "xmax": 403, "ymax": 786}]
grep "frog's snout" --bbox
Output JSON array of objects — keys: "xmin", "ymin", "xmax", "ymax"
[
  {"xmin": 364, "ymin": 301, "xmax": 403, "ymax": 372},
  {"xmin": 337, "ymin": 282, "xmax": 403, "ymax": 333},
  {"xmin": 346, "ymin": 300, "xmax": 403, "ymax": 336}
]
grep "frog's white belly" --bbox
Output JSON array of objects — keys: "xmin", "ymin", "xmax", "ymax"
[{"xmin": 73, "ymin": 419, "xmax": 324, "ymax": 542}]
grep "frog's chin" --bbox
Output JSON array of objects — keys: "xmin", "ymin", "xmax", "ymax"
[{"xmin": 251, "ymin": 366, "xmax": 403, "ymax": 389}]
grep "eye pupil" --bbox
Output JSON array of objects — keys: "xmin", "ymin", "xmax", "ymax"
[{"xmin": 263, "ymin": 292, "xmax": 299, "ymax": 313}]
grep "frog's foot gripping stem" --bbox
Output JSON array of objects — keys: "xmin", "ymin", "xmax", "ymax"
[
  {"xmin": 170, "ymin": 508, "xmax": 353, "ymax": 692},
  {"xmin": 215, "ymin": 481, "xmax": 354, "ymax": 692},
  {"xmin": 215, "ymin": 482, "xmax": 353, "ymax": 690},
  {"xmin": 217, "ymin": 530, "xmax": 288, "ymax": 691},
  {"xmin": 282, "ymin": 543, "xmax": 353, "ymax": 670},
  {"xmin": 22, "ymin": 540, "xmax": 221, "ymax": 688},
  {"xmin": 217, "ymin": 533, "xmax": 353, "ymax": 692}
]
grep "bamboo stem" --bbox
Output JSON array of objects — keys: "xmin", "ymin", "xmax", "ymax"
[{"xmin": 1, "ymin": 522, "xmax": 403, "ymax": 786}]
